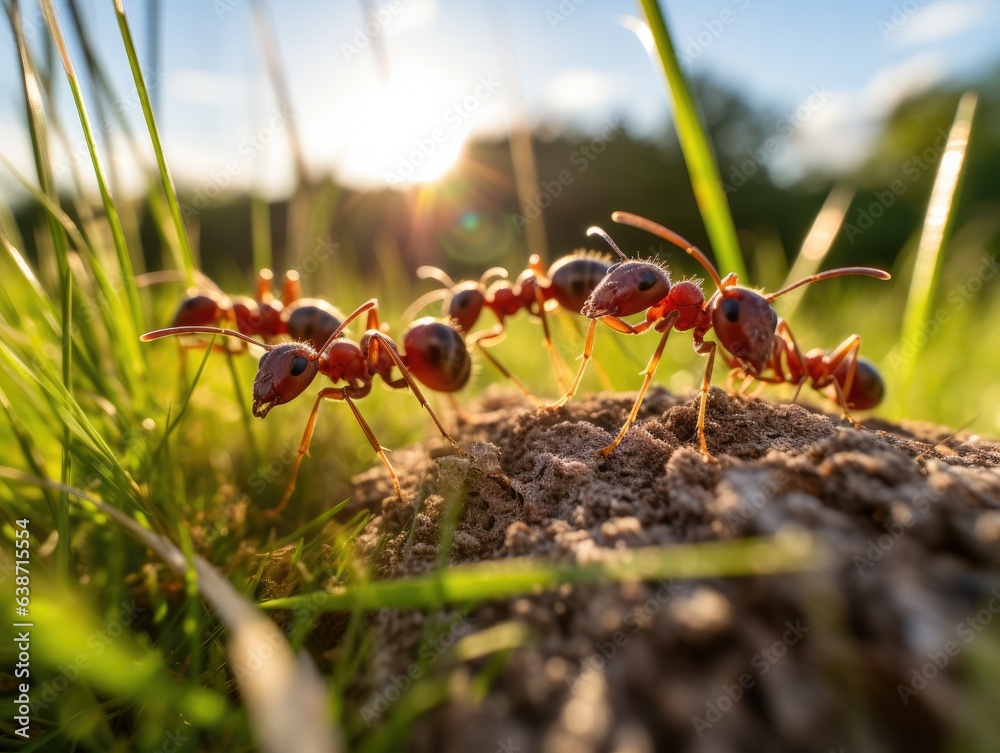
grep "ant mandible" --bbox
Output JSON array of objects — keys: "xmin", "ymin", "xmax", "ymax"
[
  {"xmin": 409, "ymin": 252, "xmax": 612, "ymax": 399},
  {"xmin": 141, "ymin": 299, "xmax": 471, "ymax": 515},
  {"xmin": 559, "ymin": 211, "xmax": 890, "ymax": 459},
  {"xmin": 159, "ymin": 267, "xmax": 345, "ymax": 350}
]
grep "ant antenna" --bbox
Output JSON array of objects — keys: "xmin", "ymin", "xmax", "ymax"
[
  {"xmin": 611, "ymin": 211, "xmax": 725, "ymax": 293},
  {"xmin": 765, "ymin": 267, "xmax": 891, "ymax": 302},
  {"xmin": 315, "ymin": 298, "xmax": 379, "ymax": 355},
  {"xmin": 479, "ymin": 266, "xmax": 509, "ymax": 287},
  {"xmin": 402, "ymin": 289, "xmax": 451, "ymax": 323},
  {"xmin": 417, "ymin": 266, "xmax": 457, "ymax": 290},
  {"xmin": 586, "ymin": 226, "xmax": 628, "ymax": 262},
  {"xmin": 140, "ymin": 326, "xmax": 273, "ymax": 350}
]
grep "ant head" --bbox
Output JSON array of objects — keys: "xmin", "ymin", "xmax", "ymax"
[
  {"xmin": 711, "ymin": 288, "xmax": 778, "ymax": 373},
  {"xmin": 579, "ymin": 225, "xmax": 671, "ymax": 318},
  {"xmin": 252, "ymin": 343, "xmax": 319, "ymax": 417},
  {"xmin": 448, "ymin": 282, "xmax": 486, "ymax": 334},
  {"xmin": 582, "ymin": 261, "xmax": 671, "ymax": 318}
]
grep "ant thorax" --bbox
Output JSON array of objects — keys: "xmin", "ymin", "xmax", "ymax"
[{"xmin": 318, "ymin": 340, "xmax": 370, "ymax": 385}]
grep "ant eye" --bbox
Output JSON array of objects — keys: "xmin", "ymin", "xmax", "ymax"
[
  {"xmin": 258, "ymin": 352, "xmax": 269, "ymax": 369},
  {"xmin": 289, "ymin": 356, "xmax": 309, "ymax": 377},
  {"xmin": 637, "ymin": 270, "xmax": 657, "ymax": 292},
  {"xmin": 722, "ymin": 298, "xmax": 740, "ymax": 322}
]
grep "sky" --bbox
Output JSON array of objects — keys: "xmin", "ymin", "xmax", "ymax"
[{"xmin": 0, "ymin": 0, "xmax": 998, "ymax": 201}]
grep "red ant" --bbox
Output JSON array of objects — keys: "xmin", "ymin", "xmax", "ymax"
[
  {"xmin": 727, "ymin": 329, "xmax": 885, "ymax": 413},
  {"xmin": 141, "ymin": 299, "xmax": 470, "ymax": 515},
  {"xmin": 408, "ymin": 252, "xmax": 613, "ymax": 399},
  {"xmin": 556, "ymin": 211, "xmax": 890, "ymax": 458},
  {"xmin": 155, "ymin": 268, "xmax": 345, "ymax": 350}
]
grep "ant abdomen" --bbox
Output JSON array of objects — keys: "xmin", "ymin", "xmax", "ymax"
[
  {"xmin": 284, "ymin": 299, "xmax": 344, "ymax": 348},
  {"xmin": 403, "ymin": 319, "xmax": 471, "ymax": 393},
  {"xmin": 172, "ymin": 292, "xmax": 227, "ymax": 328},
  {"xmin": 546, "ymin": 255, "xmax": 614, "ymax": 312},
  {"xmin": 833, "ymin": 356, "xmax": 884, "ymax": 410}
]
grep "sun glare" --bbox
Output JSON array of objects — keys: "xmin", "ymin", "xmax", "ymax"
[{"xmin": 334, "ymin": 67, "xmax": 470, "ymax": 188}]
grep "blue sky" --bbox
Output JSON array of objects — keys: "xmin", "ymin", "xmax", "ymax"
[{"xmin": 1, "ymin": 0, "xmax": 997, "ymax": 198}]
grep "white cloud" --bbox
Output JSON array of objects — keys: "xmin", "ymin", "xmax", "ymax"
[
  {"xmin": 891, "ymin": 0, "xmax": 998, "ymax": 48},
  {"xmin": 777, "ymin": 52, "xmax": 948, "ymax": 178},
  {"xmin": 545, "ymin": 69, "xmax": 619, "ymax": 115}
]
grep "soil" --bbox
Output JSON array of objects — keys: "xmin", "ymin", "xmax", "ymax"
[{"xmin": 345, "ymin": 387, "xmax": 1000, "ymax": 753}]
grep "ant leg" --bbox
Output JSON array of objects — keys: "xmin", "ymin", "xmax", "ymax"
[
  {"xmin": 820, "ymin": 335, "xmax": 863, "ymax": 426},
  {"xmin": 471, "ymin": 325, "xmax": 543, "ymax": 405},
  {"xmin": 532, "ymin": 286, "xmax": 570, "ymax": 391},
  {"xmin": 823, "ymin": 334, "xmax": 862, "ymax": 399},
  {"xmin": 316, "ymin": 298, "xmax": 380, "ymax": 354},
  {"xmin": 562, "ymin": 312, "xmax": 615, "ymax": 391},
  {"xmin": 542, "ymin": 315, "xmax": 655, "ymax": 410},
  {"xmin": 365, "ymin": 304, "xmax": 382, "ymax": 333},
  {"xmin": 267, "ymin": 386, "xmax": 403, "ymax": 518},
  {"xmin": 367, "ymin": 332, "xmax": 469, "ymax": 457},
  {"xmin": 282, "ymin": 270, "xmax": 301, "ymax": 305},
  {"xmin": 597, "ymin": 311, "xmax": 679, "ymax": 458},
  {"xmin": 447, "ymin": 393, "xmax": 479, "ymax": 425},
  {"xmin": 746, "ymin": 378, "xmax": 768, "ymax": 400},
  {"xmin": 726, "ymin": 369, "xmax": 757, "ymax": 397},
  {"xmin": 694, "ymin": 340, "xmax": 718, "ymax": 460},
  {"xmin": 256, "ymin": 268, "xmax": 275, "ymax": 302},
  {"xmin": 542, "ymin": 319, "xmax": 597, "ymax": 410},
  {"xmin": 724, "ymin": 368, "xmax": 741, "ymax": 396}
]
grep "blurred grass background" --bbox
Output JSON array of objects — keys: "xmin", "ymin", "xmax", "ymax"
[{"xmin": 0, "ymin": 0, "xmax": 998, "ymax": 750}]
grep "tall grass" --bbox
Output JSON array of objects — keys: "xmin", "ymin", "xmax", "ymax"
[
  {"xmin": 0, "ymin": 1, "xmax": 993, "ymax": 751},
  {"xmin": 636, "ymin": 0, "xmax": 748, "ymax": 281}
]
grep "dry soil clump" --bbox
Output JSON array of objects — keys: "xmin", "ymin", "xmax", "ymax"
[{"xmin": 348, "ymin": 387, "xmax": 1000, "ymax": 753}]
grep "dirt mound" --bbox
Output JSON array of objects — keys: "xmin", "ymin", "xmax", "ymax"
[{"xmin": 349, "ymin": 387, "xmax": 1000, "ymax": 753}]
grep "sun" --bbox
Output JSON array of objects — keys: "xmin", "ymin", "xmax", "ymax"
[{"xmin": 333, "ymin": 66, "xmax": 470, "ymax": 188}]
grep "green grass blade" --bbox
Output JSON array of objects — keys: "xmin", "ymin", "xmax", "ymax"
[
  {"xmin": 151, "ymin": 338, "xmax": 217, "ymax": 460},
  {"xmin": 113, "ymin": 0, "xmax": 196, "ymax": 286},
  {"xmin": 0, "ymin": 154, "xmax": 146, "ymax": 390},
  {"xmin": 0, "ymin": 467, "xmax": 342, "ymax": 753},
  {"xmin": 39, "ymin": 0, "xmax": 145, "ymax": 374},
  {"xmin": 261, "ymin": 532, "xmax": 824, "ymax": 613},
  {"xmin": 0, "ymin": 340, "xmax": 135, "ymax": 491},
  {"xmin": 635, "ymin": 0, "xmax": 747, "ymax": 280},
  {"xmin": 0, "ymin": 385, "xmax": 59, "ymax": 516},
  {"xmin": 897, "ymin": 92, "xmax": 977, "ymax": 383},
  {"xmin": 9, "ymin": 0, "xmax": 74, "ymax": 574},
  {"xmin": 778, "ymin": 183, "xmax": 855, "ymax": 320},
  {"xmin": 251, "ymin": 192, "xmax": 274, "ymax": 274}
]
